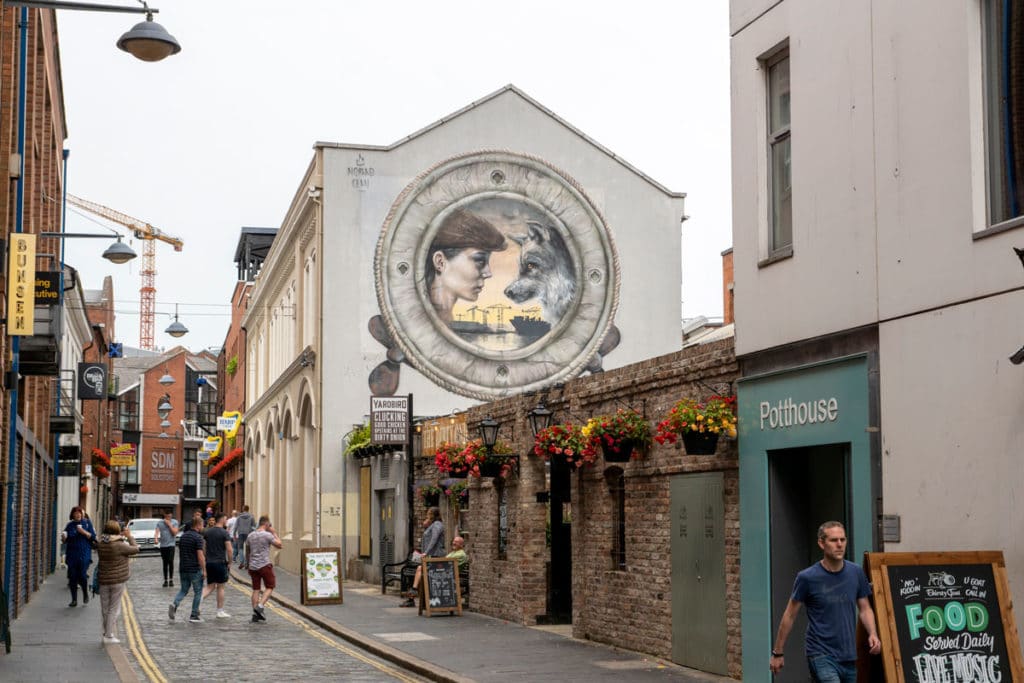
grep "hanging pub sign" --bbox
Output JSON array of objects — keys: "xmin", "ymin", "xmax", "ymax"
[
  {"xmin": 865, "ymin": 551, "xmax": 1024, "ymax": 683},
  {"xmin": 200, "ymin": 436, "xmax": 222, "ymax": 463},
  {"xmin": 370, "ymin": 394, "xmax": 410, "ymax": 445},
  {"xmin": 77, "ymin": 363, "xmax": 107, "ymax": 400},
  {"xmin": 34, "ymin": 271, "xmax": 60, "ymax": 303},
  {"xmin": 216, "ymin": 411, "xmax": 241, "ymax": 439},
  {"xmin": 110, "ymin": 443, "xmax": 137, "ymax": 468},
  {"xmin": 7, "ymin": 233, "xmax": 36, "ymax": 335}
]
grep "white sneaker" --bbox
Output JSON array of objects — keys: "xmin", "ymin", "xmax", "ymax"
[
  {"xmin": 102, "ymin": 636, "xmax": 120, "ymax": 644},
  {"xmin": 216, "ymin": 610, "xmax": 231, "ymax": 619}
]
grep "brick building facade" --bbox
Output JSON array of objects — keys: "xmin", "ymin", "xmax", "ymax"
[
  {"xmin": 413, "ymin": 336, "xmax": 742, "ymax": 678},
  {"xmin": 0, "ymin": 6, "xmax": 67, "ymax": 623}
]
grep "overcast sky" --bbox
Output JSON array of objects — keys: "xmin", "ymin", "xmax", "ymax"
[{"xmin": 56, "ymin": 1, "xmax": 731, "ymax": 352}]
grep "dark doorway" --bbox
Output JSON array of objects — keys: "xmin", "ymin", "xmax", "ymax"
[
  {"xmin": 768, "ymin": 443, "xmax": 849, "ymax": 683},
  {"xmin": 546, "ymin": 458, "xmax": 572, "ymax": 624},
  {"xmin": 379, "ymin": 490, "xmax": 396, "ymax": 566}
]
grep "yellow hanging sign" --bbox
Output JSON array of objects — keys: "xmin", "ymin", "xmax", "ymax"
[{"xmin": 7, "ymin": 234, "xmax": 36, "ymax": 336}]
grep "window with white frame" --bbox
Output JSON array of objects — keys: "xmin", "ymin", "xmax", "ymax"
[
  {"xmin": 983, "ymin": 0, "xmax": 1024, "ymax": 227},
  {"xmin": 767, "ymin": 50, "xmax": 792, "ymax": 253}
]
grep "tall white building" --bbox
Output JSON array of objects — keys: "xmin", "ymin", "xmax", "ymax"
[
  {"xmin": 242, "ymin": 86, "xmax": 686, "ymax": 577},
  {"xmin": 730, "ymin": 1, "xmax": 1024, "ymax": 679}
]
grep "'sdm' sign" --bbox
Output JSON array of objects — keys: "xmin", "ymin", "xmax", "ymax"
[{"xmin": 866, "ymin": 551, "xmax": 1024, "ymax": 683}]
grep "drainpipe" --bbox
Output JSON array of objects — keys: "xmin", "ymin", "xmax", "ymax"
[
  {"xmin": 50, "ymin": 148, "xmax": 70, "ymax": 572},
  {"xmin": 4, "ymin": 6, "xmax": 28, "ymax": 608}
]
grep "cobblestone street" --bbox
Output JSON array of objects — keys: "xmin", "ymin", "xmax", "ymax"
[{"xmin": 119, "ymin": 555, "xmax": 425, "ymax": 682}]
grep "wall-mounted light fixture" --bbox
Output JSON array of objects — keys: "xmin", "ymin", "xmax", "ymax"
[{"xmin": 527, "ymin": 402, "xmax": 554, "ymax": 438}]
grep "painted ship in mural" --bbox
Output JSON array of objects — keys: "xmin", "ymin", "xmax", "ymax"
[{"xmin": 447, "ymin": 306, "xmax": 551, "ymax": 349}]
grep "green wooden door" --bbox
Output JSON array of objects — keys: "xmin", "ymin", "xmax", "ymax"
[{"xmin": 671, "ymin": 471, "xmax": 727, "ymax": 674}]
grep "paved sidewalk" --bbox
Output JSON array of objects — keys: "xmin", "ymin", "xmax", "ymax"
[
  {"xmin": 0, "ymin": 569, "xmax": 135, "ymax": 683},
  {"xmin": 230, "ymin": 564, "xmax": 730, "ymax": 683}
]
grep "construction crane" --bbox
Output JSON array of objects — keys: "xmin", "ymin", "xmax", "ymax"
[
  {"xmin": 486, "ymin": 303, "xmax": 512, "ymax": 327},
  {"xmin": 66, "ymin": 194, "xmax": 184, "ymax": 350}
]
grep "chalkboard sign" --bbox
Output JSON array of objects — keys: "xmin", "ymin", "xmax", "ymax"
[
  {"xmin": 420, "ymin": 557, "xmax": 461, "ymax": 617},
  {"xmin": 865, "ymin": 552, "xmax": 1024, "ymax": 683},
  {"xmin": 300, "ymin": 547, "xmax": 343, "ymax": 606}
]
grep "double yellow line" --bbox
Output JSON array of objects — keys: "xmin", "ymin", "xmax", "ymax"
[
  {"xmin": 225, "ymin": 582, "xmax": 420, "ymax": 682},
  {"xmin": 122, "ymin": 590, "xmax": 167, "ymax": 683}
]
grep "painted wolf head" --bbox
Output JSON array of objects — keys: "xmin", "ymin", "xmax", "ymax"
[{"xmin": 503, "ymin": 221, "xmax": 576, "ymax": 322}]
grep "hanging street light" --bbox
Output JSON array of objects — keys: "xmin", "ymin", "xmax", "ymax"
[{"xmin": 164, "ymin": 304, "xmax": 188, "ymax": 338}]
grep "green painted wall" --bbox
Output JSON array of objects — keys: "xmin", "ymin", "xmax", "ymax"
[{"xmin": 737, "ymin": 354, "xmax": 874, "ymax": 680}]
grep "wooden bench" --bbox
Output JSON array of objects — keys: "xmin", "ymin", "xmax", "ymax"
[{"xmin": 381, "ymin": 554, "xmax": 418, "ymax": 595}]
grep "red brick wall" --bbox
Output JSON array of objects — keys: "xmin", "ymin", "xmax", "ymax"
[{"xmin": 0, "ymin": 7, "xmax": 67, "ymax": 619}]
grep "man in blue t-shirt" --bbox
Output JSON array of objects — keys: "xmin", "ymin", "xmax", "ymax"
[{"xmin": 770, "ymin": 521, "xmax": 881, "ymax": 682}]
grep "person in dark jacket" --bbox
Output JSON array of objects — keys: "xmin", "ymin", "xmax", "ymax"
[
  {"xmin": 96, "ymin": 520, "xmax": 139, "ymax": 644},
  {"xmin": 62, "ymin": 506, "xmax": 95, "ymax": 607},
  {"xmin": 234, "ymin": 505, "xmax": 255, "ymax": 567}
]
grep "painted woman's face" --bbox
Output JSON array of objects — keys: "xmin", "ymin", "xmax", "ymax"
[{"xmin": 436, "ymin": 248, "xmax": 493, "ymax": 302}]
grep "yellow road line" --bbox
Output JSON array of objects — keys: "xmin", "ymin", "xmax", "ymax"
[
  {"xmin": 227, "ymin": 582, "xmax": 419, "ymax": 683},
  {"xmin": 122, "ymin": 590, "xmax": 168, "ymax": 683}
]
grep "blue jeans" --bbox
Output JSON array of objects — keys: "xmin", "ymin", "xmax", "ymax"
[
  {"xmin": 235, "ymin": 533, "xmax": 247, "ymax": 565},
  {"xmin": 173, "ymin": 570, "xmax": 204, "ymax": 617},
  {"xmin": 808, "ymin": 655, "xmax": 857, "ymax": 683}
]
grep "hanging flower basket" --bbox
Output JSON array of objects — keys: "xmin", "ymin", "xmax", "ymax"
[
  {"xmin": 655, "ymin": 395, "xmax": 737, "ymax": 454},
  {"xmin": 417, "ymin": 483, "xmax": 443, "ymax": 508},
  {"xmin": 532, "ymin": 423, "xmax": 597, "ymax": 470},
  {"xmin": 682, "ymin": 431, "xmax": 720, "ymax": 455},
  {"xmin": 600, "ymin": 439, "xmax": 636, "ymax": 462},
  {"xmin": 436, "ymin": 439, "xmax": 515, "ymax": 478},
  {"xmin": 443, "ymin": 480, "xmax": 469, "ymax": 509},
  {"xmin": 583, "ymin": 409, "xmax": 650, "ymax": 463}
]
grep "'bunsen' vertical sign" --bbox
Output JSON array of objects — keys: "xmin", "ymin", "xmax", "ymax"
[{"xmin": 7, "ymin": 234, "xmax": 36, "ymax": 335}]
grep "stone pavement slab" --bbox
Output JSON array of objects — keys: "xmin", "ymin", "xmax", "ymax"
[
  {"xmin": 0, "ymin": 568, "xmax": 134, "ymax": 683},
  {"xmin": 231, "ymin": 563, "xmax": 733, "ymax": 683}
]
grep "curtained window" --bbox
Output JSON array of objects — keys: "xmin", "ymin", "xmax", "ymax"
[{"xmin": 985, "ymin": 0, "xmax": 1024, "ymax": 225}]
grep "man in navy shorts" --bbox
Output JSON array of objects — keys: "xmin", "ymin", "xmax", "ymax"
[
  {"xmin": 201, "ymin": 512, "xmax": 233, "ymax": 618},
  {"xmin": 770, "ymin": 521, "xmax": 881, "ymax": 682}
]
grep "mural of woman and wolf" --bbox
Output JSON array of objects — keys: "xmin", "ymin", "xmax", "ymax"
[{"xmin": 369, "ymin": 150, "xmax": 621, "ymax": 400}]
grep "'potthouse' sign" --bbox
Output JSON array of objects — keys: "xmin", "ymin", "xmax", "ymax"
[{"xmin": 370, "ymin": 395, "xmax": 410, "ymax": 445}]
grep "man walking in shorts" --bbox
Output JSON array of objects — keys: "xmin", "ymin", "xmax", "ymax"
[
  {"xmin": 201, "ymin": 512, "xmax": 233, "ymax": 618},
  {"xmin": 245, "ymin": 516, "xmax": 282, "ymax": 623}
]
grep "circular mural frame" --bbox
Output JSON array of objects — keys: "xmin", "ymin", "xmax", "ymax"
[{"xmin": 374, "ymin": 150, "xmax": 619, "ymax": 400}]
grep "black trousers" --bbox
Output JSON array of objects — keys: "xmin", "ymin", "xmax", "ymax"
[{"xmin": 160, "ymin": 546, "xmax": 175, "ymax": 580}]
